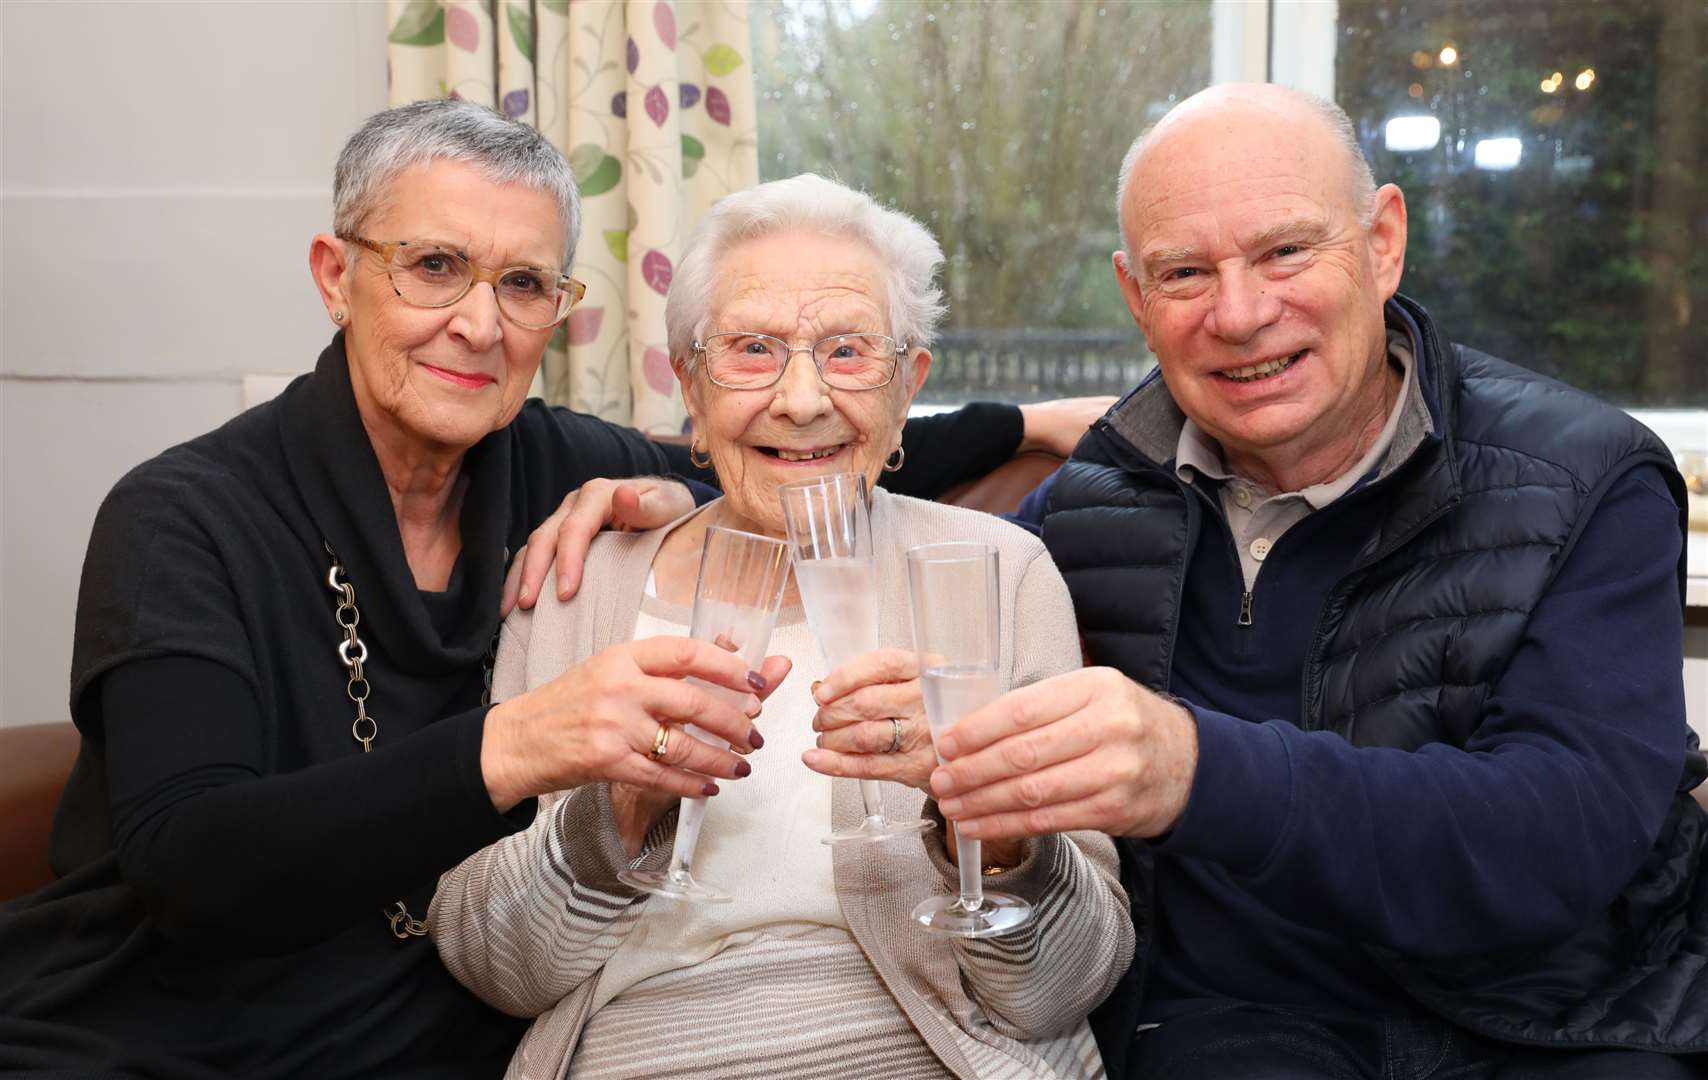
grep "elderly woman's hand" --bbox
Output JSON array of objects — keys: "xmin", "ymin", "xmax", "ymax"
[
  {"xmin": 482, "ymin": 640, "xmax": 791, "ymax": 813},
  {"xmin": 801, "ymin": 649, "xmax": 937, "ymax": 792}
]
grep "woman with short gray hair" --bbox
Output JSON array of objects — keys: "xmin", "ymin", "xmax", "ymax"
[{"xmin": 0, "ymin": 96, "xmax": 783, "ymax": 1080}]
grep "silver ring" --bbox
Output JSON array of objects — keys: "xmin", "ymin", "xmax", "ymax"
[{"xmin": 887, "ymin": 718, "xmax": 904, "ymax": 753}]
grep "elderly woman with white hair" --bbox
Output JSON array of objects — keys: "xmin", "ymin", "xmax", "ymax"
[{"xmin": 430, "ymin": 173, "xmax": 1134, "ymax": 1080}]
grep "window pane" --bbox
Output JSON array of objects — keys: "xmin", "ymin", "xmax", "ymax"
[
  {"xmin": 751, "ymin": 0, "xmax": 1213, "ymax": 404},
  {"xmin": 1336, "ymin": 0, "xmax": 1706, "ymax": 407}
]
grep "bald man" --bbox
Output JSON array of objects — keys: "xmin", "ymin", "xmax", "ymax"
[{"xmin": 933, "ymin": 85, "xmax": 1703, "ymax": 1077}]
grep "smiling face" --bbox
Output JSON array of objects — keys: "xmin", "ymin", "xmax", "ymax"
[
  {"xmin": 679, "ymin": 228, "xmax": 930, "ymax": 536},
  {"xmin": 321, "ymin": 159, "xmax": 567, "ymax": 457},
  {"xmin": 1114, "ymin": 87, "xmax": 1407, "ymax": 490}
]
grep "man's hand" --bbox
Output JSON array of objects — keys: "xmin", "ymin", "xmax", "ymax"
[
  {"xmin": 929, "ymin": 666, "xmax": 1198, "ymax": 841},
  {"xmin": 502, "ymin": 477, "xmax": 696, "ymax": 616},
  {"xmin": 1017, "ymin": 397, "xmax": 1117, "ymax": 458}
]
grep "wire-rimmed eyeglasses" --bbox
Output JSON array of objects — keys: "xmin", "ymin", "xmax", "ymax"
[
  {"xmin": 339, "ymin": 235, "xmax": 586, "ymax": 330},
  {"xmin": 692, "ymin": 332, "xmax": 907, "ymax": 391}
]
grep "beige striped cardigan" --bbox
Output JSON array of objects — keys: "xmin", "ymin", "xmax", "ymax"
[{"xmin": 430, "ymin": 491, "xmax": 1135, "ymax": 1079}]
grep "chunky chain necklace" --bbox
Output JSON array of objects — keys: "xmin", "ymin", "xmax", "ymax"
[{"xmin": 323, "ymin": 542, "xmax": 496, "ymax": 940}]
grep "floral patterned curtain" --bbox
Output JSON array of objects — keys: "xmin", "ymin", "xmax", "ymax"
[{"xmin": 386, "ymin": 0, "xmax": 758, "ymax": 432}]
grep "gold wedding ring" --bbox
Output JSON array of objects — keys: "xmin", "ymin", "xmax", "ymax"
[{"xmin": 649, "ymin": 723, "xmax": 671, "ymax": 761}]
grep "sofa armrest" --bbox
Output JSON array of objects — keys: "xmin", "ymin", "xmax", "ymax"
[{"xmin": 0, "ymin": 722, "xmax": 81, "ymax": 902}]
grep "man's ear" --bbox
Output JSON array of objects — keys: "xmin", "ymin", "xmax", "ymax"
[
  {"xmin": 1366, "ymin": 183, "xmax": 1408, "ymax": 302},
  {"xmin": 309, "ymin": 233, "xmax": 353, "ymax": 325},
  {"xmin": 1112, "ymin": 249, "xmax": 1151, "ymax": 343}
]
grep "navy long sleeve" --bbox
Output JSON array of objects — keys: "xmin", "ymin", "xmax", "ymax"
[{"xmin": 1159, "ymin": 464, "xmax": 1688, "ymax": 968}]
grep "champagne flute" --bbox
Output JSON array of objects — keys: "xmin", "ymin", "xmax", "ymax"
[
  {"xmin": 905, "ymin": 542, "xmax": 1033, "ymax": 938},
  {"xmin": 779, "ymin": 473, "xmax": 935, "ymax": 845},
  {"xmin": 617, "ymin": 525, "xmax": 791, "ymax": 903}
]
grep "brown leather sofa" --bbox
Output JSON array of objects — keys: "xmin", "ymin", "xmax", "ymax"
[
  {"xmin": 0, "ymin": 451, "xmax": 1064, "ymax": 905},
  {"xmin": 0, "ymin": 722, "xmax": 82, "ymax": 902}
]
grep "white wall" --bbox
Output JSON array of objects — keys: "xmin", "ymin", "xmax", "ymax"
[{"xmin": 1, "ymin": 0, "xmax": 388, "ymax": 728}]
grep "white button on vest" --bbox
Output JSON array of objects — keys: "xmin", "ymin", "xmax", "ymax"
[
  {"xmin": 1231, "ymin": 486, "xmax": 1252, "ymax": 508},
  {"xmin": 1250, "ymin": 537, "xmax": 1272, "ymax": 561}
]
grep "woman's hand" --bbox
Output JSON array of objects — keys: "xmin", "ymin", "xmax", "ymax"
[
  {"xmin": 1017, "ymin": 396, "xmax": 1117, "ymax": 457},
  {"xmin": 607, "ymin": 650, "xmax": 792, "ymax": 855},
  {"xmin": 501, "ymin": 477, "xmax": 697, "ymax": 615},
  {"xmin": 481, "ymin": 638, "xmax": 791, "ymax": 813},
  {"xmin": 800, "ymin": 648, "xmax": 937, "ymax": 793}
]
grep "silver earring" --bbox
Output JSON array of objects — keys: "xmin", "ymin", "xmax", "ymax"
[{"xmin": 883, "ymin": 445, "xmax": 905, "ymax": 473}]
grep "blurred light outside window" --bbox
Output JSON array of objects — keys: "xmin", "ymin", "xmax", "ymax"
[
  {"xmin": 1386, "ymin": 115, "xmax": 1444, "ymax": 152},
  {"xmin": 1471, "ymin": 136, "xmax": 1523, "ymax": 170}
]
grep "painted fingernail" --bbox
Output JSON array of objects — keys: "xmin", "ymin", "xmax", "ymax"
[
  {"xmin": 746, "ymin": 670, "xmax": 768, "ymax": 692},
  {"xmin": 748, "ymin": 726, "xmax": 765, "ymax": 750},
  {"xmin": 733, "ymin": 759, "xmax": 752, "ymax": 778},
  {"xmin": 939, "ymin": 797, "xmax": 964, "ymax": 817},
  {"xmin": 703, "ymin": 782, "xmax": 720, "ymax": 797}
]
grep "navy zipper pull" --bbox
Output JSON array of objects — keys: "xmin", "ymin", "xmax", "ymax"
[{"xmin": 1237, "ymin": 590, "xmax": 1254, "ymax": 627}]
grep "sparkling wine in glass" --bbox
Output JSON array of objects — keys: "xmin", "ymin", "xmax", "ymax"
[
  {"xmin": 779, "ymin": 473, "xmax": 934, "ymax": 846},
  {"xmin": 906, "ymin": 542, "xmax": 1033, "ymax": 938},
  {"xmin": 617, "ymin": 525, "xmax": 790, "ymax": 903}
]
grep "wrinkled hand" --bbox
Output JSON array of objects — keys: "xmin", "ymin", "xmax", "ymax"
[
  {"xmin": 1017, "ymin": 396, "xmax": 1118, "ymax": 458},
  {"xmin": 502, "ymin": 477, "xmax": 697, "ymax": 616},
  {"xmin": 929, "ymin": 666, "xmax": 1197, "ymax": 841},
  {"xmin": 482, "ymin": 637, "xmax": 791, "ymax": 813},
  {"xmin": 800, "ymin": 648, "xmax": 937, "ymax": 793},
  {"xmin": 607, "ymin": 651, "xmax": 793, "ymax": 854}
]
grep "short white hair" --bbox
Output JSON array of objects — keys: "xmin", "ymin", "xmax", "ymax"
[
  {"xmin": 1115, "ymin": 86, "xmax": 1377, "ymax": 273},
  {"xmin": 334, "ymin": 97, "xmax": 581, "ymax": 267},
  {"xmin": 666, "ymin": 173, "xmax": 946, "ymax": 366}
]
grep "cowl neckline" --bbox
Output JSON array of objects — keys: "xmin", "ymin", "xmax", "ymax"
[{"xmin": 277, "ymin": 333, "xmax": 512, "ymax": 675}]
